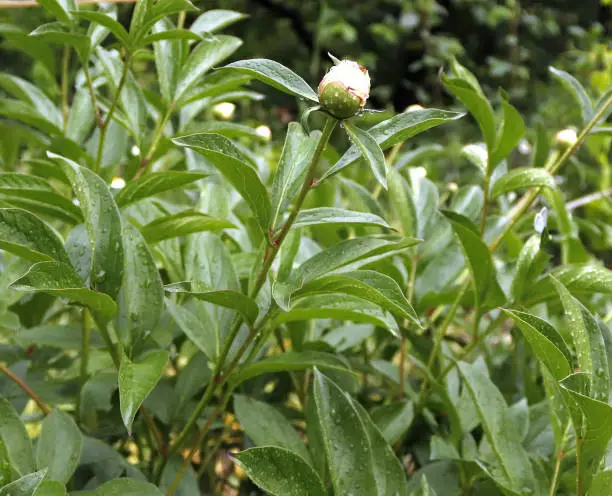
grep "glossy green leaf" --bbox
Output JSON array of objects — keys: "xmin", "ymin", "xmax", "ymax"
[
  {"xmin": 234, "ymin": 395, "xmax": 310, "ymax": 462},
  {"xmin": 343, "ymin": 120, "xmax": 387, "ymax": 189},
  {"xmin": 129, "ymin": 0, "xmax": 198, "ymax": 46},
  {"xmin": 388, "ymin": 166, "xmax": 417, "ymax": 237},
  {"xmin": 165, "ymin": 282, "xmax": 258, "ymax": 326},
  {"xmin": 550, "ymin": 66, "xmax": 593, "ymax": 124},
  {"xmin": 151, "ymin": 18, "xmax": 182, "ymax": 105},
  {"xmin": 10, "ymin": 262, "xmax": 117, "ymax": 323},
  {"xmin": 502, "ymin": 309, "xmax": 571, "ymax": 380},
  {"xmin": 0, "ymin": 98, "xmax": 61, "ymax": 136},
  {"xmin": 371, "ymin": 400, "xmax": 414, "ymax": 445},
  {"xmin": 490, "ymin": 97, "xmax": 525, "ymax": 168},
  {"xmin": 121, "ymin": 223, "xmax": 163, "ymax": 346},
  {"xmin": 0, "ymin": 397, "xmax": 35, "ymax": 476},
  {"xmin": 294, "ymin": 270, "xmax": 420, "ymax": 326},
  {"xmin": 75, "ymin": 11, "xmax": 129, "ymax": 47},
  {"xmin": 36, "ymin": 409, "xmax": 82, "ymax": 484},
  {"xmin": 443, "ymin": 76, "xmax": 495, "ymax": 155},
  {"xmin": 165, "ymin": 297, "xmax": 217, "ymax": 359},
  {"xmin": 510, "ymin": 234, "xmax": 549, "ymax": 302},
  {"xmin": 119, "ymin": 350, "xmax": 168, "ymax": 433},
  {"xmin": 49, "ymin": 153, "xmax": 124, "ymax": 300},
  {"xmin": 313, "ymin": 370, "xmax": 379, "ymax": 494},
  {"xmin": 172, "ymin": 133, "xmax": 271, "ymax": 230},
  {"xmin": 442, "ymin": 210, "xmax": 505, "ymax": 309},
  {"xmin": 322, "ymin": 109, "xmax": 464, "ymax": 180},
  {"xmin": 553, "ymin": 278, "xmax": 609, "ymax": 400},
  {"xmin": 0, "ymin": 74, "xmax": 62, "ymax": 129},
  {"xmin": 461, "ymin": 143, "xmax": 487, "ymax": 175},
  {"xmin": 293, "ymin": 207, "xmax": 391, "ymax": 230},
  {"xmin": 33, "ymin": 481, "xmax": 66, "ymax": 496},
  {"xmin": 589, "ymin": 470, "xmax": 612, "ymax": 496},
  {"xmin": 559, "ymin": 376, "xmax": 612, "ymax": 493},
  {"xmin": 36, "ymin": 0, "xmax": 75, "ymax": 24},
  {"xmin": 29, "ymin": 23, "xmax": 90, "ymax": 63},
  {"xmin": 143, "ymin": 28, "xmax": 202, "ymax": 44},
  {"xmin": 490, "ymin": 168, "xmax": 556, "ymax": 199},
  {"xmin": 457, "ymin": 361, "xmax": 536, "ymax": 494},
  {"xmin": 115, "ymin": 172, "xmax": 208, "ymax": 208},
  {"xmin": 270, "ymin": 123, "xmax": 320, "ymax": 230},
  {"xmin": 228, "ymin": 351, "xmax": 351, "ymax": 387},
  {"xmin": 190, "ymin": 9, "xmax": 247, "ymax": 35},
  {"xmin": 174, "ymin": 36, "xmax": 243, "ymax": 102},
  {"xmin": 0, "ymin": 470, "xmax": 46, "ymax": 496},
  {"xmin": 93, "ymin": 479, "xmax": 164, "ymax": 496},
  {"xmin": 220, "ymin": 59, "xmax": 318, "ymax": 102},
  {"xmin": 140, "ymin": 211, "xmax": 234, "ymax": 244},
  {"xmin": 0, "ymin": 208, "xmax": 70, "ymax": 263},
  {"xmin": 234, "ymin": 447, "xmax": 325, "ymax": 496},
  {"xmin": 65, "ymin": 87, "xmax": 95, "ymax": 145}
]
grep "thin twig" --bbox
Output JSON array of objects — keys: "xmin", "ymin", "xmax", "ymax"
[
  {"xmin": 566, "ymin": 188, "xmax": 612, "ymax": 210},
  {"xmin": 0, "ymin": 0, "xmax": 136, "ymax": 7},
  {"xmin": 0, "ymin": 363, "xmax": 50, "ymax": 414}
]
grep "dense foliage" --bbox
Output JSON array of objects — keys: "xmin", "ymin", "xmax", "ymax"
[{"xmin": 0, "ymin": 1, "xmax": 611, "ymax": 495}]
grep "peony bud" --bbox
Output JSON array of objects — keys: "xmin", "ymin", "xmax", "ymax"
[
  {"xmin": 255, "ymin": 125, "xmax": 272, "ymax": 141},
  {"xmin": 318, "ymin": 57, "xmax": 370, "ymax": 119},
  {"xmin": 213, "ymin": 102, "xmax": 235, "ymax": 120},
  {"xmin": 110, "ymin": 177, "xmax": 126, "ymax": 189},
  {"xmin": 555, "ymin": 128, "xmax": 578, "ymax": 148}
]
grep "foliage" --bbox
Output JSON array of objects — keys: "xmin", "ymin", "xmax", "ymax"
[{"xmin": 0, "ymin": 1, "xmax": 611, "ymax": 496}]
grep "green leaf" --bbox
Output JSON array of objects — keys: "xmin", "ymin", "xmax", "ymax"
[
  {"xmin": 0, "ymin": 470, "xmax": 46, "ymax": 496},
  {"xmin": 65, "ymin": 87, "xmax": 95, "ymax": 145},
  {"xmin": 93, "ymin": 479, "xmax": 164, "ymax": 496},
  {"xmin": 510, "ymin": 234, "xmax": 549, "ymax": 303},
  {"xmin": 0, "ymin": 397, "xmax": 35, "ymax": 476},
  {"xmin": 490, "ymin": 168, "xmax": 556, "ymax": 199},
  {"xmin": 190, "ymin": 10, "xmax": 247, "ymax": 35},
  {"xmin": 143, "ymin": 28, "xmax": 202, "ymax": 44},
  {"xmin": 165, "ymin": 282, "xmax": 258, "ymax": 326},
  {"xmin": 119, "ymin": 350, "xmax": 168, "ymax": 433},
  {"xmin": 49, "ymin": 153, "xmax": 124, "ymax": 300},
  {"xmin": 442, "ymin": 211, "xmax": 505, "ymax": 310},
  {"xmin": 387, "ymin": 166, "xmax": 417, "ymax": 237},
  {"xmin": 270, "ymin": 123, "xmax": 320, "ymax": 230},
  {"xmin": 0, "ymin": 74, "xmax": 62, "ymax": 129},
  {"xmin": 313, "ymin": 369, "xmax": 377, "ymax": 494},
  {"xmin": 233, "ymin": 447, "xmax": 325, "ymax": 496},
  {"xmin": 371, "ymin": 400, "xmax": 414, "ymax": 445},
  {"xmin": 165, "ymin": 297, "xmax": 217, "ymax": 359},
  {"xmin": 33, "ymin": 481, "xmax": 67, "ymax": 496},
  {"xmin": 490, "ymin": 96, "xmax": 525, "ymax": 168},
  {"xmin": 220, "ymin": 59, "xmax": 318, "ymax": 103},
  {"xmin": 234, "ymin": 395, "xmax": 311, "ymax": 463},
  {"xmin": 121, "ymin": 223, "xmax": 163, "ymax": 346},
  {"xmin": 0, "ymin": 208, "xmax": 70, "ymax": 263},
  {"xmin": 36, "ymin": 0, "xmax": 75, "ymax": 24},
  {"xmin": 322, "ymin": 109, "xmax": 463, "ymax": 180},
  {"xmin": 139, "ymin": 211, "xmax": 234, "ymax": 244},
  {"xmin": 524, "ymin": 263, "xmax": 612, "ymax": 305},
  {"xmin": 559, "ymin": 376, "xmax": 612, "ymax": 493},
  {"xmin": 343, "ymin": 120, "xmax": 387, "ymax": 189},
  {"xmin": 10, "ymin": 262, "xmax": 117, "ymax": 323},
  {"xmin": 74, "ymin": 11, "xmax": 129, "ymax": 47},
  {"xmin": 457, "ymin": 361, "xmax": 536, "ymax": 494},
  {"xmin": 549, "ymin": 67, "xmax": 593, "ymax": 124},
  {"xmin": 553, "ymin": 278, "xmax": 609, "ymax": 400},
  {"xmin": 461, "ymin": 143, "xmax": 487, "ymax": 175},
  {"xmin": 228, "ymin": 351, "xmax": 352, "ymax": 387},
  {"xmin": 502, "ymin": 309, "xmax": 572, "ymax": 381},
  {"xmin": 151, "ymin": 19, "xmax": 182, "ymax": 105},
  {"xmin": 589, "ymin": 470, "xmax": 612, "ymax": 496},
  {"xmin": 172, "ymin": 133, "xmax": 271, "ymax": 230},
  {"xmin": 174, "ymin": 36, "xmax": 243, "ymax": 102},
  {"xmin": 294, "ymin": 270, "xmax": 420, "ymax": 327},
  {"xmin": 115, "ymin": 171, "xmax": 208, "ymax": 208},
  {"xmin": 0, "ymin": 98, "xmax": 62, "ymax": 136},
  {"xmin": 36, "ymin": 409, "xmax": 82, "ymax": 484},
  {"xmin": 29, "ymin": 23, "xmax": 90, "ymax": 63},
  {"xmin": 443, "ymin": 76, "xmax": 495, "ymax": 155},
  {"xmin": 293, "ymin": 207, "xmax": 391, "ymax": 230}
]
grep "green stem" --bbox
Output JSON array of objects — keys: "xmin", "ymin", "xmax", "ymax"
[
  {"xmin": 0, "ymin": 364, "xmax": 50, "ymax": 415},
  {"xmin": 95, "ymin": 53, "xmax": 131, "ymax": 173},
  {"xmin": 77, "ymin": 309, "xmax": 92, "ymax": 418},
  {"xmin": 480, "ymin": 174, "xmax": 490, "ymax": 235},
  {"xmin": 166, "ymin": 117, "xmax": 338, "ymax": 462},
  {"xmin": 135, "ymin": 103, "xmax": 175, "ymax": 179},
  {"xmin": 577, "ymin": 435, "xmax": 583, "ymax": 496},
  {"xmin": 84, "ymin": 65, "xmax": 104, "ymax": 129},
  {"xmin": 549, "ymin": 421, "xmax": 571, "ymax": 496},
  {"xmin": 61, "ymin": 45, "xmax": 71, "ymax": 131}
]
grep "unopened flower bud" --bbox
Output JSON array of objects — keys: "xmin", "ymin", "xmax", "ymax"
[
  {"xmin": 255, "ymin": 125, "xmax": 272, "ymax": 141},
  {"xmin": 555, "ymin": 128, "xmax": 578, "ymax": 147},
  {"xmin": 213, "ymin": 102, "xmax": 235, "ymax": 120},
  {"xmin": 406, "ymin": 104, "xmax": 424, "ymax": 112},
  {"xmin": 318, "ymin": 57, "xmax": 370, "ymax": 119},
  {"xmin": 110, "ymin": 177, "xmax": 126, "ymax": 189}
]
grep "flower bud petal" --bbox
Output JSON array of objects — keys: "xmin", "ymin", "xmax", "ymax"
[
  {"xmin": 318, "ymin": 59, "xmax": 370, "ymax": 119},
  {"xmin": 555, "ymin": 128, "xmax": 578, "ymax": 147}
]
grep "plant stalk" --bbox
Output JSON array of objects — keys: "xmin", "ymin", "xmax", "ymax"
[
  {"xmin": 0, "ymin": 363, "xmax": 50, "ymax": 414},
  {"xmin": 61, "ymin": 45, "xmax": 71, "ymax": 131}
]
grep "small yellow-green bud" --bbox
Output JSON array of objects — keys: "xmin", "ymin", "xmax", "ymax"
[
  {"xmin": 318, "ymin": 58, "xmax": 370, "ymax": 119},
  {"xmin": 213, "ymin": 102, "xmax": 235, "ymax": 120}
]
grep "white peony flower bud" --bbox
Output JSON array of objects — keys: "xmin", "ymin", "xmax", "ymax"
[
  {"xmin": 318, "ymin": 57, "xmax": 370, "ymax": 119},
  {"xmin": 213, "ymin": 102, "xmax": 235, "ymax": 120},
  {"xmin": 555, "ymin": 128, "xmax": 578, "ymax": 147},
  {"xmin": 255, "ymin": 125, "xmax": 272, "ymax": 141},
  {"xmin": 406, "ymin": 104, "xmax": 424, "ymax": 112},
  {"xmin": 111, "ymin": 177, "xmax": 126, "ymax": 189}
]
